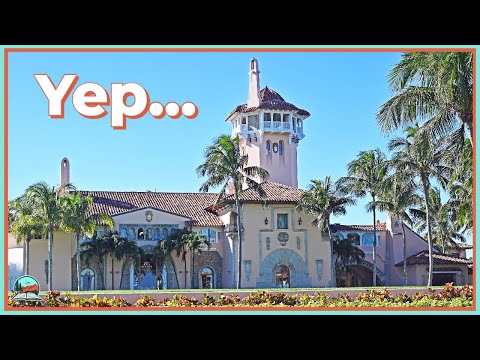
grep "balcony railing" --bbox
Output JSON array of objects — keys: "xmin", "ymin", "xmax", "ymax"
[
  {"xmin": 273, "ymin": 121, "xmax": 282, "ymax": 129},
  {"xmin": 283, "ymin": 122, "xmax": 290, "ymax": 130},
  {"xmin": 264, "ymin": 121, "xmax": 272, "ymax": 129}
]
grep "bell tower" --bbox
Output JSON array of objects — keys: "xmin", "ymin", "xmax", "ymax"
[{"xmin": 225, "ymin": 58, "xmax": 310, "ymax": 188}]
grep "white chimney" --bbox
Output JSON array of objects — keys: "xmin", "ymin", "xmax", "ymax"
[
  {"xmin": 60, "ymin": 157, "xmax": 70, "ymax": 186},
  {"xmin": 247, "ymin": 58, "xmax": 260, "ymax": 108}
]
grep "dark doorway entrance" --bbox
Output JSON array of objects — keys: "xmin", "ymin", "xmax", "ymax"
[
  {"xmin": 275, "ymin": 265, "xmax": 290, "ymax": 288},
  {"xmin": 432, "ymin": 273, "xmax": 456, "ymax": 286}
]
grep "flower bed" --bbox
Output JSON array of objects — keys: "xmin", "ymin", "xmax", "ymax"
[{"xmin": 8, "ymin": 283, "xmax": 473, "ymax": 308}]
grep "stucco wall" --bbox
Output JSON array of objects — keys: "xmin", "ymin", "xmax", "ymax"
[
  {"xmin": 28, "ymin": 231, "xmax": 74, "ymax": 291},
  {"xmin": 229, "ymin": 203, "xmax": 331, "ymax": 289}
]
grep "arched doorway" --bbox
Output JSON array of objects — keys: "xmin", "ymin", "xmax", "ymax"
[
  {"xmin": 275, "ymin": 264, "xmax": 290, "ymax": 288},
  {"xmin": 200, "ymin": 267, "xmax": 214, "ymax": 289},
  {"xmin": 80, "ymin": 268, "xmax": 95, "ymax": 291}
]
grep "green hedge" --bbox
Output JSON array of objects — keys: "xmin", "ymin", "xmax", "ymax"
[{"xmin": 8, "ymin": 283, "xmax": 473, "ymax": 308}]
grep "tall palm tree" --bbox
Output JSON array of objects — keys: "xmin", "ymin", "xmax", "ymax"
[
  {"xmin": 374, "ymin": 173, "xmax": 421, "ymax": 285},
  {"xmin": 185, "ymin": 232, "xmax": 211, "ymax": 288},
  {"xmin": 338, "ymin": 149, "xmax": 389, "ymax": 286},
  {"xmin": 9, "ymin": 196, "xmax": 46, "ymax": 275},
  {"xmin": 377, "ymin": 52, "xmax": 473, "ymax": 142},
  {"xmin": 61, "ymin": 192, "xmax": 113, "ymax": 291},
  {"xmin": 196, "ymin": 134, "xmax": 269, "ymax": 289},
  {"xmin": 26, "ymin": 181, "xmax": 75, "ymax": 290},
  {"xmin": 333, "ymin": 234, "xmax": 366, "ymax": 287},
  {"xmin": 173, "ymin": 232, "xmax": 189, "ymax": 289},
  {"xmin": 296, "ymin": 177, "xmax": 356, "ymax": 287},
  {"xmin": 410, "ymin": 187, "xmax": 466, "ymax": 254},
  {"xmin": 80, "ymin": 233, "xmax": 108, "ymax": 290},
  {"xmin": 389, "ymin": 126, "xmax": 451, "ymax": 286}
]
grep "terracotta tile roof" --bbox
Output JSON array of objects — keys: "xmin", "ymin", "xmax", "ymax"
[
  {"xmin": 432, "ymin": 267, "xmax": 463, "ymax": 272},
  {"xmin": 225, "ymin": 86, "xmax": 310, "ymax": 121},
  {"xmin": 220, "ymin": 181, "xmax": 304, "ymax": 203},
  {"xmin": 395, "ymin": 250, "xmax": 473, "ymax": 266},
  {"xmin": 79, "ymin": 191, "xmax": 223, "ymax": 227},
  {"xmin": 330, "ymin": 222, "xmax": 387, "ymax": 232},
  {"xmin": 452, "ymin": 242, "xmax": 473, "ymax": 250}
]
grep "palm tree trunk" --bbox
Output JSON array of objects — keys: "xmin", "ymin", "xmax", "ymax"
[
  {"xmin": 25, "ymin": 238, "xmax": 31, "ymax": 275},
  {"xmin": 48, "ymin": 228, "xmax": 53, "ymax": 291},
  {"xmin": 372, "ymin": 200, "xmax": 377, "ymax": 287},
  {"xmin": 111, "ymin": 256, "xmax": 115, "ymax": 290},
  {"xmin": 401, "ymin": 222, "xmax": 408, "ymax": 286},
  {"xmin": 327, "ymin": 221, "xmax": 336, "ymax": 287},
  {"xmin": 120, "ymin": 259, "xmax": 128, "ymax": 290},
  {"xmin": 170, "ymin": 255, "xmax": 180, "ymax": 289},
  {"xmin": 421, "ymin": 176, "xmax": 434, "ymax": 287},
  {"xmin": 234, "ymin": 182, "xmax": 242, "ymax": 289},
  {"xmin": 191, "ymin": 252, "xmax": 195, "ymax": 289},
  {"xmin": 76, "ymin": 235, "xmax": 80, "ymax": 291},
  {"xmin": 183, "ymin": 252, "xmax": 187, "ymax": 289},
  {"xmin": 97, "ymin": 257, "xmax": 105, "ymax": 290}
]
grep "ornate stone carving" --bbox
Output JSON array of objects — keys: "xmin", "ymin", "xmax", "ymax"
[
  {"xmin": 266, "ymin": 237, "xmax": 270, "ymax": 250},
  {"xmin": 296, "ymin": 236, "xmax": 301, "ymax": 249},
  {"xmin": 277, "ymin": 232, "xmax": 289, "ymax": 246},
  {"xmin": 244, "ymin": 260, "xmax": 251, "ymax": 281},
  {"xmin": 145, "ymin": 210, "xmax": 153, "ymax": 222}
]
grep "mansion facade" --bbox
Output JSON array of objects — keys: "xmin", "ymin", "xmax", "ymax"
[{"xmin": 7, "ymin": 58, "xmax": 472, "ymax": 291}]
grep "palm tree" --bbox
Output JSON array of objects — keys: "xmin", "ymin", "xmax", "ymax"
[
  {"xmin": 9, "ymin": 196, "xmax": 46, "ymax": 275},
  {"xmin": 103, "ymin": 231, "xmax": 127, "ymax": 290},
  {"xmin": 61, "ymin": 192, "xmax": 113, "ymax": 291},
  {"xmin": 173, "ymin": 232, "xmax": 189, "ymax": 289},
  {"xmin": 80, "ymin": 233, "xmax": 108, "ymax": 290},
  {"xmin": 446, "ymin": 138, "xmax": 473, "ymax": 235},
  {"xmin": 338, "ymin": 149, "xmax": 389, "ymax": 286},
  {"xmin": 185, "ymin": 232, "xmax": 211, "ymax": 288},
  {"xmin": 196, "ymin": 134, "xmax": 269, "ymax": 289},
  {"xmin": 389, "ymin": 126, "xmax": 451, "ymax": 286},
  {"xmin": 374, "ymin": 174, "xmax": 421, "ymax": 285},
  {"xmin": 25, "ymin": 181, "xmax": 75, "ymax": 290},
  {"xmin": 333, "ymin": 234, "xmax": 366, "ymax": 287},
  {"xmin": 119, "ymin": 240, "xmax": 142, "ymax": 290},
  {"xmin": 296, "ymin": 177, "xmax": 356, "ymax": 287},
  {"xmin": 377, "ymin": 52, "xmax": 473, "ymax": 142},
  {"xmin": 153, "ymin": 235, "xmax": 180, "ymax": 289},
  {"xmin": 410, "ymin": 187, "xmax": 466, "ymax": 254}
]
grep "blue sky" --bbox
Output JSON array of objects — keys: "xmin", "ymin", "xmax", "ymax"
[{"xmin": 8, "ymin": 50, "xmax": 423, "ymax": 227}]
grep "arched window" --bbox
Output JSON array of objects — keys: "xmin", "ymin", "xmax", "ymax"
[
  {"xmin": 128, "ymin": 228, "xmax": 136, "ymax": 241},
  {"xmin": 279, "ymin": 141, "xmax": 284, "ymax": 156},
  {"xmin": 200, "ymin": 267, "xmax": 214, "ymax": 289},
  {"xmin": 266, "ymin": 141, "xmax": 271, "ymax": 155},
  {"xmin": 80, "ymin": 268, "xmax": 95, "ymax": 291},
  {"xmin": 162, "ymin": 228, "xmax": 169, "ymax": 240},
  {"xmin": 361, "ymin": 233, "xmax": 374, "ymax": 246},
  {"xmin": 137, "ymin": 228, "xmax": 144, "ymax": 240},
  {"xmin": 154, "ymin": 228, "xmax": 160, "ymax": 241},
  {"xmin": 120, "ymin": 228, "xmax": 127, "ymax": 238},
  {"xmin": 251, "ymin": 59, "xmax": 255, "ymax": 70},
  {"xmin": 347, "ymin": 233, "xmax": 360, "ymax": 246},
  {"xmin": 146, "ymin": 228, "xmax": 152, "ymax": 240}
]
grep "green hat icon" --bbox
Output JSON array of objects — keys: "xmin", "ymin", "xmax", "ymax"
[{"xmin": 12, "ymin": 275, "xmax": 43, "ymax": 302}]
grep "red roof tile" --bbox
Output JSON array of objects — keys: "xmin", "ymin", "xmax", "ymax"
[
  {"xmin": 330, "ymin": 223, "xmax": 387, "ymax": 232},
  {"xmin": 79, "ymin": 191, "xmax": 223, "ymax": 227},
  {"xmin": 225, "ymin": 86, "xmax": 310, "ymax": 121},
  {"xmin": 395, "ymin": 250, "xmax": 473, "ymax": 266},
  {"xmin": 220, "ymin": 181, "xmax": 304, "ymax": 203}
]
